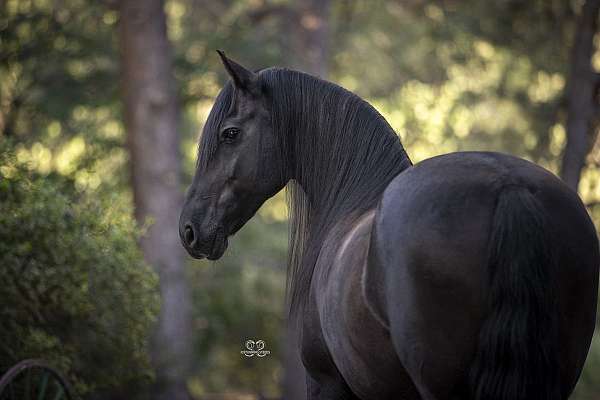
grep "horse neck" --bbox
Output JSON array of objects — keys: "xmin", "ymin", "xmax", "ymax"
[
  {"xmin": 287, "ymin": 88, "xmax": 411, "ymax": 223},
  {"xmin": 278, "ymin": 75, "xmax": 412, "ymax": 315}
]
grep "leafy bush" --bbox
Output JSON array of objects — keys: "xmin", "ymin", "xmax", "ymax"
[{"xmin": 0, "ymin": 145, "xmax": 159, "ymax": 396}]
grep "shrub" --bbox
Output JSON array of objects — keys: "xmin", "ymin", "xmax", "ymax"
[{"xmin": 0, "ymin": 145, "xmax": 159, "ymax": 396}]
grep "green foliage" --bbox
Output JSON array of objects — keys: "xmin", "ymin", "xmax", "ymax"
[
  {"xmin": 0, "ymin": 0, "xmax": 128, "ymax": 192},
  {"xmin": 0, "ymin": 0, "xmax": 118, "ymax": 141},
  {"xmin": 0, "ymin": 143, "xmax": 159, "ymax": 396},
  {"xmin": 331, "ymin": 1, "xmax": 573, "ymax": 169}
]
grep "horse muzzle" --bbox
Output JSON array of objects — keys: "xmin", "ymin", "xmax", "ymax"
[{"xmin": 180, "ymin": 221, "xmax": 228, "ymax": 260}]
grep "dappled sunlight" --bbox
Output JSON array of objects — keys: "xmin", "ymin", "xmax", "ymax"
[
  {"xmin": 550, "ymin": 124, "xmax": 567, "ymax": 158},
  {"xmin": 16, "ymin": 142, "xmax": 52, "ymax": 174},
  {"xmin": 528, "ymin": 71, "xmax": 565, "ymax": 104},
  {"xmin": 580, "ymin": 167, "xmax": 600, "ymax": 205},
  {"xmin": 55, "ymin": 136, "xmax": 86, "ymax": 175}
]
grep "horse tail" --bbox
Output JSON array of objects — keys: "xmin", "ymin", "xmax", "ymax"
[{"xmin": 469, "ymin": 185, "xmax": 561, "ymax": 400}]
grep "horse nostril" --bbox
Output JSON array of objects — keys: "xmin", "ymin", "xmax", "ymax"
[{"xmin": 184, "ymin": 224, "xmax": 195, "ymax": 247}]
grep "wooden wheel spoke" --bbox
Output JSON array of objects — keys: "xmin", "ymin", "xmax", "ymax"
[
  {"xmin": 36, "ymin": 371, "xmax": 49, "ymax": 400},
  {"xmin": 25, "ymin": 366, "xmax": 31, "ymax": 400},
  {"xmin": 51, "ymin": 383, "xmax": 64, "ymax": 400},
  {"xmin": 0, "ymin": 360, "xmax": 72, "ymax": 400},
  {"xmin": 8, "ymin": 381, "xmax": 15, "ymax": 400}
]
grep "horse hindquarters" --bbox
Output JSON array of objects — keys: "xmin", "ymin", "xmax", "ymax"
[{"xmin": 367, "ymin": 152, "xmax": 599, "ymax": 400}]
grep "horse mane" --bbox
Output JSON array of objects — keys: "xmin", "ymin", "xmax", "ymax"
[{"xmin": 198, "ymin": 68, "xmax": 412, "ymax": 317}]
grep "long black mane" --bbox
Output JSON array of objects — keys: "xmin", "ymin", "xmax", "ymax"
[{"xmin": 199, "ymin": 68, "xmax": 412, "ymax": 316}]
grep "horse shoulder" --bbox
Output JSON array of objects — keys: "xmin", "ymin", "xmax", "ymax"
[{"xmin": 319, "ymin": 208, "xmax": 420, "ymax": 399}]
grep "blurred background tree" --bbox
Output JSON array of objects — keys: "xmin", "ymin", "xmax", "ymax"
[
  {"xmin": 119, "ymin": 1, "xmax": 193, "ymax": 399},
  {"xmin": 1, "ymin": 0, "xmax": 600, "ymax": 399}
]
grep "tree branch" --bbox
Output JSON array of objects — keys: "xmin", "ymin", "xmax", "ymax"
[{"xmin": 246, "ymin": 4, "xmax": 294, "ymax": 23}]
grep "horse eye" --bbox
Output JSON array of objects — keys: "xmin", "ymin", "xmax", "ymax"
[{"xmin": 222, "ymin": 128, "xmax": 240, "ymax": 142}]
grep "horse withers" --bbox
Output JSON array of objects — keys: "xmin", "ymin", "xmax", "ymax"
[{"xmin": 179, "ymin": 52, "xmax": 599, "ymax": 400}]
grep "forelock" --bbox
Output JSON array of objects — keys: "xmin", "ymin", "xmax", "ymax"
[{"xmin": 197, "ymin": 82, "xmax": 234, "ymax": 169}]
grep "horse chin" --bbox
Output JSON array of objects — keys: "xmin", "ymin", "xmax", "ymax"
[{"xmin": 207, "ymin": 233, "xmax": 228, "ymax": 261}]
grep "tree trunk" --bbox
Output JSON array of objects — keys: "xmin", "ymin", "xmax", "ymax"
[
  {"xmin": 289, "ymin": 0, "xmax": 331, "ymax": 78},
  {"xmin": 118, "ymin": 2, "xmax": 192, "ymax": 399},
  {"xmin": 561, "ymin": 0, "xmax": 600, "ymax": 191}
]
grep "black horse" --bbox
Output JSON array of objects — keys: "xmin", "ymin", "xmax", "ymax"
[{"xmin": 179, "ymin": 52, "xmax": 599, "ymax": 400}]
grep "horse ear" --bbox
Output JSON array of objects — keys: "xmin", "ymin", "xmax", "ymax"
[{"xmin": 216, "ymin": 50, "xmax": 258, "ymax": 93}]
